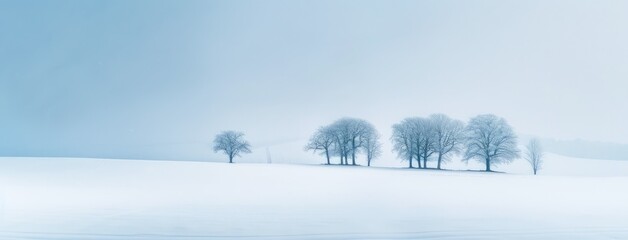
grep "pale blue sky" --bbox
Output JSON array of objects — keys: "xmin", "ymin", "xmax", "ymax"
[{"xmin": 1, "ymin": 0, "xmax": 628, "ymax": 161}]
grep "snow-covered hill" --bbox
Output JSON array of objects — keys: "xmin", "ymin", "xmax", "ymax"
[{"xmin": 1, "ymin": 155, "xmax": 628, "ymax": 239}]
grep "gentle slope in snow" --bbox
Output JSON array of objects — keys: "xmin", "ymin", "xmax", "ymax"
[{"xmin": 1, "ymin": 155, "xmax": 628, "ymax": 239}]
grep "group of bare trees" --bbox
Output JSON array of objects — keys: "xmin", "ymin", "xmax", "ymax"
[
  {"xmin": 304, "ymin": 118, "xmax": 382, "ymax": 166},
  {"xmin": 391, "ymin": 113, "xmax": 545, "ymax": 173},
  {"xmin": 306, "ymin": 114, "xmax": 537, "ymax": 173},
  {"xmin": 214, "ymin": 114, "xmax": 543, "ymax": 174},
  {"xmin": 391, "ymin": 114, "xmax": 465, "ymax": 169}
]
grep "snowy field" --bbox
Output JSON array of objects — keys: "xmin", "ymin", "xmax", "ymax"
[{"xmin": 1, "ymin": 155, "xmax": 628, "ymax": 239}]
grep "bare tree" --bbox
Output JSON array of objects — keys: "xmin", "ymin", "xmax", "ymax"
[
  {"xmin": 392, "ymin": 117, "xmax": 437, "ymax": 169},
  {"xmin": 213, "ymin": 131, "xmax": 252, "ymax": 163},
  {"xmin": 392, "ymin": 120, "xmax": 415, "ymax": 168},
  {"xmin": 326, "ymin": 118, "xmax": 378, "ymax": 165},
  {"xmin": 310, "ymin": 118, "xmax": 379, "ymax": 166},
  {"xmin": 329, "ymin": 120, "xmax": 351, "ymax": 165},
  {"xmin": 304, "ymin": 126, "xmax": 335, "ymax": 165},
  {"xmin": 363, "ymin": 128, "xmax": 382, "ymax": 167},
  {"xmin": 346, "ymin": 118, "xmax": 371, "ymax": 165},
  {"xmin": 524, "ymin": 138, "xmax": 543, "ymax": 175},
  {"xmin": 463, "ymin": 114, "xmax": 519, "ymax": 171},
  {"xmin": 399, "ymin": 117, "xmax": 435, "ymax": 169},
  {"xmin": 430, "ymin": 114, "xmax": 465, "ymax": 169},
  {"xmin": 413, "ymin": 118, "xmax": 436, "ymax": 169}
]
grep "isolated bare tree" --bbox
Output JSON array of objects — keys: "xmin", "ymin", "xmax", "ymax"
[
  {"xmin": 304, "ymin": 126, "xmax": 335, "ymax": 165},
  {"xmin": 391, "ymin": 119, "xmax": 415, "ymax": 168},
  {"xmin": 463, "ymin": 114, "xmax": 519, "ymax": 171},
  {"xmin": 213, "ymin": 131, "xmax": 252, "ymax": 163},
  {"xmin": 363, "ymin": 129, "xmax": 382, "ymax": 167},
  {"xmin": 524, "ymin": 138, "xmax": 543, "ymax": 175},
  {"xmin": 430, "ymin": 114, "xmax": 465, "ymax": 169}
]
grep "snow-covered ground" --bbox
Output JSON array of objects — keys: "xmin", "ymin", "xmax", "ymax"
[{"xmin": 1, "ymin": 155, "xmax": 628, "ymax": 239}]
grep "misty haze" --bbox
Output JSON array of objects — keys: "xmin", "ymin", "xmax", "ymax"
[{"xmin": 2, "ymin": 0, "xmax": 628, "ymax": 239}]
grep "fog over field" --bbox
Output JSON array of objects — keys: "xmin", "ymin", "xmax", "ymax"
[
  {"xmin": 2, "ymin": 0, "xmax": 628, "ymax": 162},
  {"xmin": 2, "ymin": 1, "xmax": 628, "ymax": 239}
]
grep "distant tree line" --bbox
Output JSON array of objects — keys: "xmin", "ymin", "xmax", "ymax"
[{"xmin": 212, "ymin": 114, "xmax": 544, "ymax": 174}]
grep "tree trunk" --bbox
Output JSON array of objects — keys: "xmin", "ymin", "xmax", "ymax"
[
  {"xmin": 485, "ymin": 157, "xmax": 491, "ymax": 171},
  {"xmin": 422, "ymin": 151, "xmax": 429, "ymax": 169},
  {"xmin": 325, "ymin": 150, "xmax": 330, "ymax": 165},
  {"xmin": 408, "ymin": 156, "xmax": 413, "ymax": 168},
  {"xmin": 229, "ymin": 155, "xmax": 233, "ymax": 163},
  {"xmin": 351, "ymin": 139, "xmax": 356, "ymax": 165},
  {"xmin": 417, "ymin": 157, "xmax": 422, "ymax": 169},
  {"xmin": 437, "ymin": 153, "xmax": 442, "ymax": 169},
  {"xmin": 367, "ymin": 157, "xmax": 371, "ymax": 167},
  {"xmin": 351, "ymin": 152, "xmax": 356, "ymax": 165}
]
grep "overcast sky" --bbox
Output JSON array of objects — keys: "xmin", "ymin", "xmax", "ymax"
[{"xmin": 1, "ymin": 0, "xmax": 627, "ymax": 162}]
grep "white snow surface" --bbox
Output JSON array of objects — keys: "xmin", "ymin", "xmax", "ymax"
[{"xmin": 1, "ymin": 154, "xmax": 628, "ymax": 239}]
